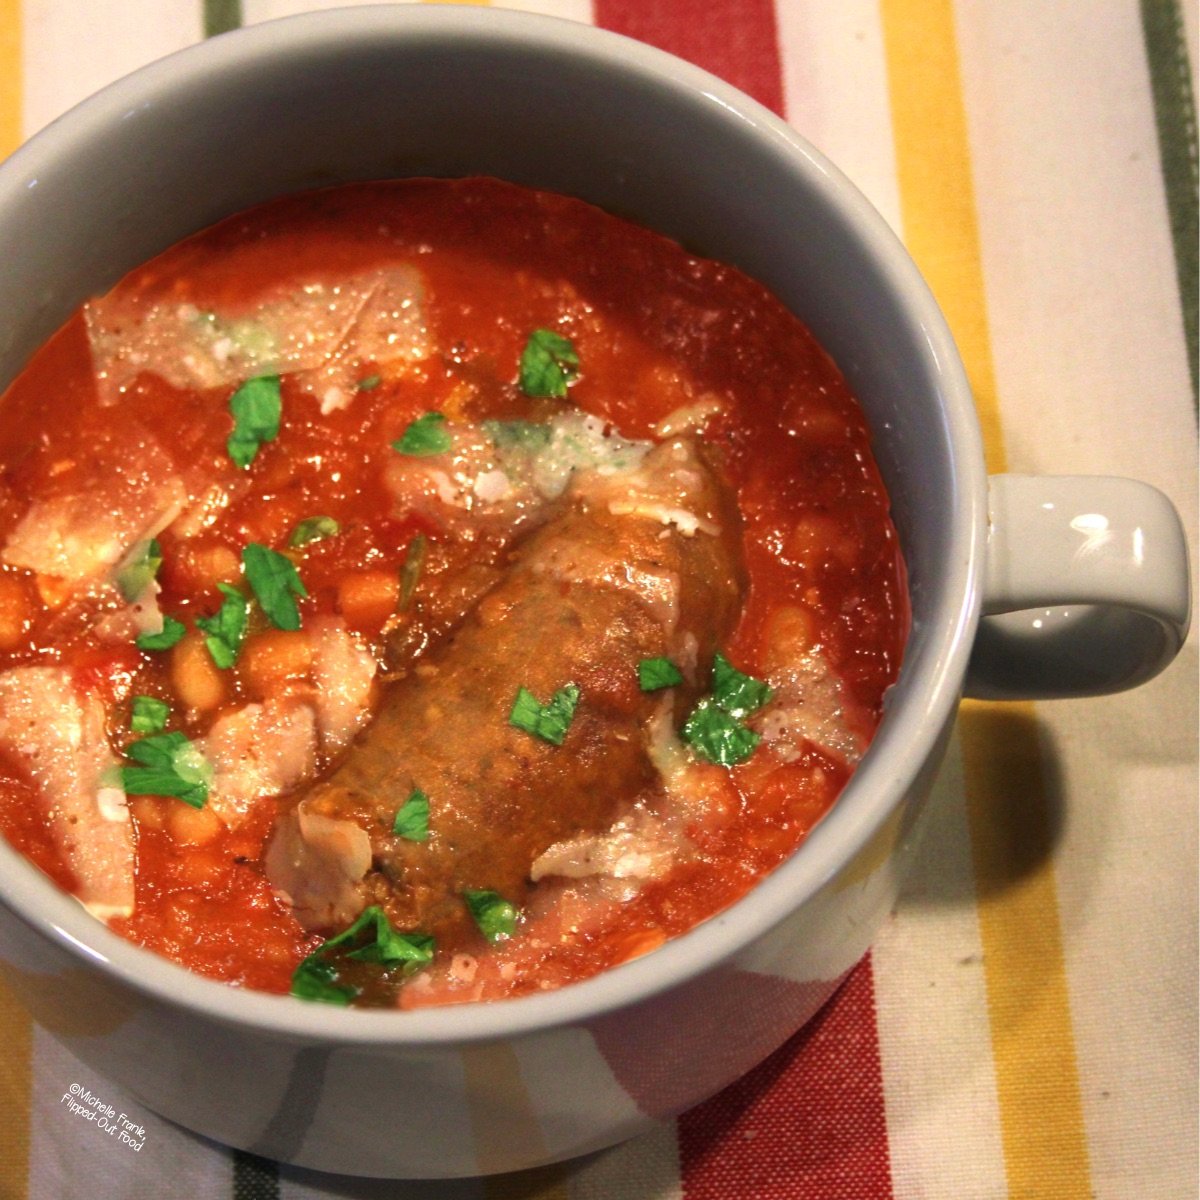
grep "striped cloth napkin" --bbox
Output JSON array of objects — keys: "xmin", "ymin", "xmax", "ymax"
[{"xmin": 0, "ymin": 3, "xmax": 1195, "ymax": 1198}]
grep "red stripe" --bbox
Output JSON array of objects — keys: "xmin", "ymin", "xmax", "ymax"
[
  {"xmin": 590, "ymin": 970, "xmax": 841, "ymax": 1120},
  {"xmin": 592, "ymin": 8, "xmax": 892, "ymax": 1195},
  {"xmin": 678, "ymin": 956, "xmax": 894, "ymax": 1200},
  {"xmin": 594, "ymin": 0, "xmax": 786, "ymax": 117}
]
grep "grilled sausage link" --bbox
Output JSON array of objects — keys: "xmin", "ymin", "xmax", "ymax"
[{"xmin": 266, "ymin": 438, "xmax": 745, "ymax": 949}]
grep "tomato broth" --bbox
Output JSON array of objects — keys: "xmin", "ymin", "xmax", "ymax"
[{"xmin": 0, "ymin": 179, "xmax": 907, "ymax": 1007}]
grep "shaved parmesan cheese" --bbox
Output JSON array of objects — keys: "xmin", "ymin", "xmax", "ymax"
[
  {"xmin": 605, "ymin": 498, "xmax": 716, "ymax": 537},
  {"xmin": 574, "ymin": 437, "xmax": 724, "ymax": 540},
  {"xmin": 531, "ymin": 807, "xmax": 684, "ymax": 889},
  {"xmin": 652, "ymin": 394, "xmax": 726, "ymax": 438},
  {"xmin": 200, "ymin": 699, "xmax": 318, "ymax": 826},
  {"xmin": 752, "ymin": 654, "xmax": 864, "ymax": 766},
  {"xmin": 0, "ymin": 667, "xmax": 133, "ymax": 921},
  {"xmin": 86, "ymin": 265, "xmax": 430, "ymax": 405},
  {"xmin": 309, "ymin": 618, "xmax": 378, "ymax": 754},
  {"xmin": 472, "ymin": 469, "xmax": 511, "ymax": 502},
  {"xmin": 264, "ymin": 801, "xmax": 372, "ymax": 931},
  {"xmin": 4, "ymin": 466, "xmax": 186, "ymax": 586}
]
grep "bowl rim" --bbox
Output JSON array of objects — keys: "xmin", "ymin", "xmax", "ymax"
[{"xmin": 0, "ymin": 4, "xmax": 987, "ymax": 1046}]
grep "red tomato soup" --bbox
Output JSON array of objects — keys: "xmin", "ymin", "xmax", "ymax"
[{"xmin": 0, "ymin": 179, "xmax": 907, "ymax": 1007}]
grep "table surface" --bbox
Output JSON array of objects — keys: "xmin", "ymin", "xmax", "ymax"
[{"xmin": 0, "ymin": 2, "xmax": 1195, "ymax": 1198}]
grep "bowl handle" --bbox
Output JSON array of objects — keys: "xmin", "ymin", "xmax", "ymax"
[{"xmin": 963, "ymin": 474, "xmax": 1192, "ymax": 699}]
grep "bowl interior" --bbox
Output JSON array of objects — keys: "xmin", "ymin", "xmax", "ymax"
[{"xmin": 0, "ymin": 7, "xmax": 983, "ymax": 1039}]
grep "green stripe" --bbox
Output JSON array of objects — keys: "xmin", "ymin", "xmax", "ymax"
[
  {"xmin": 1140, "ymin": 0, "xmax": 1199, "ymax": 411},
  {"xmin": 204, "ymin": 0, "xmax": 243, "ymax": 38},
  {"xmin": 232, "ymin": 1150, "xmax": 281, "ymax": 1200}
]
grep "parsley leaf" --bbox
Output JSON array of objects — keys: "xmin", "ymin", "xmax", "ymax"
[
  {"xmin": 681, "ymin": 698, "xmax": 762, "ymax": 766},
  {"xmin": 638, "ymin": 656, "xmax": 684, "ymax": 692},
  {"xmin": 518, "ymin": 329, "xmax": 579, "ymax": 398},
  {"xmin": 121, "ymin": 730, "xmax": 212, "ymax": 808},
  {"xmin": 357, "ymin": 374, "xmax": 381, "ymax": 392},
  {"xmin": 290, "ymin": 905, "xmax": 435, "ymax": 1005},
  {"xmin": 392, "ymin": 412, "xmax": 451, "ymax": 457},
  {"xmin": 711, "ymin": 652, "xmax": 772, "ymax": 718},
  {"xmin": 195, "ymin": 583, "xmax": 249, "ymax": 669},
  {"xmin": 340, "ymin": 912, "xmax": 434, "ymax": 969},
  {"xmin": 243, "ymin": 543, "xmax": 308, "ymax": 631},
  {"xmin": 227, "ymin": 375, "xmax": 282, "ymax": 469},
  {"xmin": 463, "ymin": 890, "xmax": 519, "ymax": 942},
  {"xmin": 290, "ymin": 957, "xmax": 355, "ymax": 1006},
  {"xmin": 680, "ymin": 653, "xmax": 772, "ymax": 766},
  {"xmin": 399, "ymin": 533, "xmax": 427, "ymax": 611},
  {"xmin": 392, "ymin": 789, "xmax": 430, "ymax": 841},
  {"xmin": 115, "ymin": 538, "xmax": 163, "ymax": 602},
  {"xmin": 130, "ymin": 695, "xmax": 170, "ymax": 735},
  {"xmin": 289, "ymin": 516, "xmax": 340, "ymax": 548},
  {"xmin": 135, "ymin": 615, "xmax": 186, "ymax": 652},
  {"xmin": 508, "ymin": 683, "xmax": 581, "ymax": 746}
]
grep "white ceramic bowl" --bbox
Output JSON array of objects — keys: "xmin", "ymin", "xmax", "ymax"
[{"xmin": 0, "ymin": 7, "xmax": 1189, "ymax": 1179}]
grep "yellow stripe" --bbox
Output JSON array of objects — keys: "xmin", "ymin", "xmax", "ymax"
[
  {"xmin": 0, "ymin": 973, "xmax": 32, "ymax": 1200},
  {"xmin": 879, "ymin": 3, "xmax": 1092, "ymax": 1198},
  {"xmin": 958, "ymin": 703, "xmax": 1092, "ymax": 1198},
  {"xmin": 0, "ymin": 0, "xmax": 19, "ymax": 159},
  {"xmin": 880, "ymin": 0, "xmax": 1004, "ymax": 474},
  {"xmin": 461, "ymin": 1042, "xmax": 570, "ymax": 1197}
]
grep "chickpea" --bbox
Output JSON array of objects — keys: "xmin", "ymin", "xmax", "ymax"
[
  {"xmin": 176, "ymin": 541, "xmax": 240, "ymax": 593},
  {"xmin": 761, "ymin": 605, "xmax": 818, "ymax": 672},
  {"xmin": 128, "ymin": 795, "xmax": 166, "ymax": 833},
  {"xmin": 785, "ymin": 512, "xmax": 860, "ymax": 570},
  {"xmin": 240, "ymin": 629, "xmax": 313, "ymax": 698},
  {"xmin": 171, "ymin": 631, "xmax": 228, "ymax": 714},
  {"xmin": 337, "ymin": 569, "xmax": 400, "ymax": 632},
  {"xmin": 166, "ymin": 800, "xmax": 223, "ymax": 847}
]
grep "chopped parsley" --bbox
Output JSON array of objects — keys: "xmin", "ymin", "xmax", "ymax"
[
  {"xmin": 135, "ymin": 615, "xmax": 186, "ymax": 652},
  {"xmin": 681, "ymin": 653, "xmax": 773, "ymax": 767},
  {"xmin": 120, "ymin": 730, "xmax": 212, "ymax": 808},
  {"xmin": 290, "ymin": 905, "xmax": 435, "ymax": 1005},
  {"xmin": 195, "ymin": 583, "xmax": 249, "ymax": 669},
  {"xmin": 115, "ymin": 538, "xmax": 163, "ymax": 602},
  {"xmin": 392, "ymin": 789, "xmax": 430, "ymax": 841},
  {"xmin": 463, "ymin": 890, "xmax": 518, "ymax": 942},
  {"xmin": 392, "ymin": 412, "xmax": 451, "ymax": 457},
  {"xmin": 509, "ymin": 683, "xmax": 580, "ymax": 746},
  {"xmin": 711, "ymin": 652, "xmax": 773, "ymax": 718},
  {"xmin": 357, "ymin": 374, "xmax": 382, "ymax": 392},
  {"xmin": 290, "ymin": 957, "xmax": 356, "ymax": 1006},
  {"xmin": 518, "ymin": 329, "xmax": 579, "ymax": 398},
  {"xmin": 242, "ymin": 543, "xmax": 307, "ymax": 631},
  {"xmin": 226, "ymin": 374, "xmax": 282, "ymax": 469},
  {"xmin": 399, "ymin": 533, "xmax": 427, "ymax": 610},
  {"xmin": 288, "ymin": 516, "xmax": 340, "ymax": 548},
  {"xmin": 129, "ymin": 695, "xmax": 169, "ymax": 735},
  {"xmin": 638, "ymin": 656, "xmax": 684, "ymax": 692},
  {"xmin": 338, "ymin": 909, "xmax": 434, "ymax": 968},
  {"xmin": 682, "ymin": 699, "xmax": 762, "ymax": 767}
]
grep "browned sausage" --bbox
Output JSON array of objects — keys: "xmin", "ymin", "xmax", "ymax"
[{"xmin": 266, "ymin": 438, "xmax": 744, "ymax": 950}]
